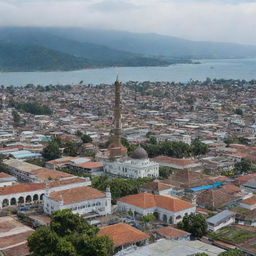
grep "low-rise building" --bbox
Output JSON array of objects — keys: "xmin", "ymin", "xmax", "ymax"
[
  {"xmin": 155, "ymin": 226, "xmax": 191, "ymax": 240},
  {"xmin": 117, "ymin": 192, "xmax": 195, "ymax": 224},
  {"xmin": 152, "ymin": 156, "xmax": 201, "ymax": 171},
  {"xmin": 98, "ymin": 223, "xmax": 149, "ymax": 252},
  {"xmin": 0, "ymin": 172, "xmax": 17, "ymax": 187},
  {"xmin": 240, "ymin": 195, "xmax": 256, "ymax": 210},
  {"xmin": 207, "ymin": 210, "xmax": 235, "ymax": 231},
  {"xmin": 43, "ymin": 186, "xmax": 111, "ymax": 216}
]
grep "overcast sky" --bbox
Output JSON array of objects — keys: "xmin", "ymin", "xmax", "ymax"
[{"xmin": 1, "ymin": 0, "xmax": 256, "ymax": 45}]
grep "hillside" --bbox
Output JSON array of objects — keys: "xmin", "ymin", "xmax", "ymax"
[
  {"xmin": 0, "ymin": 27, "xmax": 174, "ymax": 71},
  {"xmin": 0, "ymin": 41, "xmax": 93, "ymax": 72},
  {"xmin": 47, "ymin": 27, "xmax": 256, "ymax": 59}
]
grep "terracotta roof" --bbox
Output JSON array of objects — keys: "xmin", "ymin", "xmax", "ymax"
[
  {"xmin": 46, "ymin": 156, "xmax": 77, "ymax": 165},
  {"xmin": 49, "ymin": 186, "xmax": 105, "ymax": 205},
  {"xmin": 235, "ymin": 174, "xmax": 256, "ymax": 185},
  {"xmin": 241, "ymin": 195, "xmax": 256, "ymax": 205},
  {"xmin": 156, "ymin": 226, "xmax": 190, "ymax": 238},
  {"xmin": 75, "ymin": 162, "xmax": 103, "ymax": 169},
  {"xmin": 222, "ymin": 184, "xmax": 241, "ymax": 194},
  {"xmin": 98, "ymin": 223, "xmax": 149, "ymax": 247},
  {"xmin": 0, "ymin": 172, "xmax": 14, "ymax": 179},
  {"xmin": 0, "ymin": 231, "xmax": 33, "ymax": 249},
  {"xmin": 118, "ymin": 192, "xmax": 194, "ymax": 212},
  {"xmin": 141, "ymin": 180, "xmax": 172, "ymax": 192},
  {"xmin": 197, "ymin": 189, "xmax": 235, "ymax": 209},
  {"xmin": 1, "ymin": 243, "xmax": 30, "ymax": 256},
  {"xmin": 30, "ymin": 168, "xmax": 73, "ymax": 180},
  {"xmin": 0, "ymin": 177, "xmax": 86, "ymax": 195},
  {"xmin": 152, "ymin": 156, "xmax": 197, "ymax": 167}
]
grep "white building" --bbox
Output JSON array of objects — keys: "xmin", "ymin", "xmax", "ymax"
[
  {"xmin": 104, "ymin": 146, "xmax": 159, "ymax": 178},
  {"xmin": 44, "ymin": 186, "xmax": 111, "ymax": 216},
  {"xmin": 0, "ymin": 172, "xmax": 17, "ymax": 187},
  {"xmin": 117, "ymin": 192, "xmax": 195, "ymax": 224},
  {"xmin": 207, "ymin": 210, "xmax": 235, "ymax": 232},
  {"xmin": 156, "ymin": 133, "xmax": 192, "ymax": 145}
]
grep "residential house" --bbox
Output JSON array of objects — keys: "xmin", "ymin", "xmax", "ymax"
[
  {"xmin": 155, "ymin": 226, "xmax": 191, "ymax": 240},
  {"xmin": 117, "ymin": 192, "xmax": 195, "ymax": 224}
]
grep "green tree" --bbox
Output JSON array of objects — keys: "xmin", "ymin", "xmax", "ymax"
[
  {"xmin": 196, "ymin": 254, "xmax": 209, "ymax": 256},
  {"xmin": 159, "ymin": 166, "xmax": 172, "ymax": 179},
  {"xmin": 12, "ymin": 110, "xmax": 21, "ymax": 126},
  {"xmin": 191, "ymin": 139, "xmax": 208, "ymax": 156},
  {"xmin": 234, "ymin": 158, "xmax": 252, "ymax": 174},
  {"xmin": 177, "ymin": 213, "xmax": 207, "ymax": 238},
  {"xmin": 234, "ymin": 108, "xmax": 243, "ymax": 116},
  {"xmin": 141, "ymin": 214, "xmax": 156, "ymax": 224},
  {"xmin": 218, "ymin": 249, "xmax": 245, "ymax": 256},
  {"xmin": 149, "ymin": 136, "xmax": 157, "ymax": 145},
  {"xmin": 81, "ymin": 134, "xmax": 93, "ymax": 144},
  {"xmin": 42, "ymin": 142, "xmax": 61, "ymax": 161},
  {"xmin": 63, "ymin": 141, "xmax": 78, "ymax": 156},
  {"xmin": 28, "ymin": 209, "xmax": 113, "ymax": 256}
]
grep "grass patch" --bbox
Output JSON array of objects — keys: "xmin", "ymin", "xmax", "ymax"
[{"xmin": 211, "ymin": 227, "xmax": 256, "ymax": 244}]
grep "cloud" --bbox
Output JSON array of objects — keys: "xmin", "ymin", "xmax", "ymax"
[{"xmin": 0, "ymin": 0, "xmax": 256, "ymax": 44}]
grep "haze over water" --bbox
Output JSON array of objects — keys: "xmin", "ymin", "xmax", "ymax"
[{"xmin": 1, "ymin": 58, "xmax": 256, "ymax": 86}]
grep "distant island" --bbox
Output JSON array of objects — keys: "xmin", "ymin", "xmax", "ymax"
[{"xmin": 0, "ymin": 27, "xmax": 256, "ymax": 72}]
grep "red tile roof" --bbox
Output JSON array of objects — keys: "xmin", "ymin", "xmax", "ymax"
[
  {"xmin": 156, "ymin": 226, "xmax": 190, "ymax": 238},
  {"xmin": 118, "ymin": 192, "xmax": 194, "ymax": 212},
  {"xmin": 75, "ymin": 162, "xmax": 103, "ymax": 169},
  {"xmin": 0, "ymin": 172, "xmax": 14, "ymax": 179},
  {"xmin": 98, "ymin": 223, "xmax": 149, "ymax": 247},
  {"xmin": 152, "ymin": 156, "xmax": 197, "ymax": 167},
  {"xmin": 30, "ymin": 168, "xmax": 73, "ymax": 180},
  {"xmin": 241, "ymin": 195, "xmax": 256, "ymax": 205},
  {"xmin": 49, "ymin": 186, "xmax": 105, "ymax": 205}
]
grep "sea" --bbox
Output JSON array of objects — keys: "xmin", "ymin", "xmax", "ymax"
[{"xmin": 1, "ymin": 58, "xmax": 256, "ymax": 86}]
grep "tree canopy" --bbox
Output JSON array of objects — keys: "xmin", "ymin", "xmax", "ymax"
[
  {"xmin": 42, "ymin": 141, "xmax": 61, "ymax": 161},
  {"xmin": 177, "ymin": 213, "xmax": 207, "ymax": 238},
  {"xmin": 234, "ymin": 158, "xmax": 253, "ymax": 174},
  {"xmin": 218, "ymin": 249, "xmax": 245, "ymax": 256},
  {"xmin": 27, "ymin": 209, "xmax": 113, "ymax": 256}
]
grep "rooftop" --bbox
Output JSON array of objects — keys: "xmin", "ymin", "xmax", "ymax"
[
  {"xmin": 48, "ymin": 186, "xmax": 105, "ymax": 205},
  {"xmin": 118, "ymin": 192, "xmax": 194, "ymax": 212},
  {"xmin": 156, "ymin": 226, "xmax": 190, "ymax": 238},
  {"xmin": 98, "ymin": 223, "xmax": 149, "ymax": 248},
  {"xmin": 241, "ymin": 195, "xmax": 256, "ymax": 205}
]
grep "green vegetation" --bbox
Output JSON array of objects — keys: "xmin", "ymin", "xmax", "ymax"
[
  {"xmin": 195, "ymin": 253, "xmax": 209, "ymax": 256},
  {"xmin": 12, "ymin": 110, "xmax": 21, "ymax": 126},
  {"xmin": 58, "ymin": 167, "xmax": 91, "ymax": 178},
  {"xmin": 177, "ymin": 213, "xmax": 207, "ymax": 238},
  {"xmin": 27, "ymin": 209, "xmax": 113, "ymax": 256},
  {"xmin": 209, "ymin": 226, "xmax": 256, "ymax": 244},
  {"xmin": 92, "ymin": 175, "xmax": 153, "ymax": 203},
  {"xmin": 141, "ymin": 213, "xmax": 156, "ymax": 225},
  {"xmin": 218, "ymin": 249, "xmax": 245, "ymax": 256},
  {"xmin": 26, "ymin": 158, "xmax": 46, "ymax": 167},
  {"xmin": 234, "ymin": 158, "xmax": 253, "ymax": 174},
  {"xmin": 142, "ymin": 138, "xmax": 208, "ymax": 158},
  {"xmin": 10, "ymin": 101, "xmax": 52, "ymax": 115},
  {"xmin": 224, "ymin": 137, "xmax": 248, "ymax": 146},
  {"xmin": 159, "ymin": 166, "xmax": 173, "ymax": 179},
  {"xmin": 42, "ymin": 141, "xmax": 61, "ymax": 161},
  {"xmin": 234, "ymin": 108, "xmax": 243, "ymax": 116}
]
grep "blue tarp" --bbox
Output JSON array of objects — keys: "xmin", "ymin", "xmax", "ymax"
[{"xmin": 187, "ymin": 182, "xmax": 223, "ymax": 192}]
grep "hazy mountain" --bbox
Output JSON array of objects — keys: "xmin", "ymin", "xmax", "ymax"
[
  {"xmin": 0, "ymin": 27, "xmax": 173, "ymax": 71},
  {"xmin": 0, "ymin": 40, "xmax": 93, "ymax": 72},
  {"xmin": 46, "ymin": 27, "xmax": 256, "ymax": 59}
]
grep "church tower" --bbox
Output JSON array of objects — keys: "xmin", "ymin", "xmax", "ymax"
[{"xmin": 108, "ymin": 76, "xmax": 127, "ymax": 159}]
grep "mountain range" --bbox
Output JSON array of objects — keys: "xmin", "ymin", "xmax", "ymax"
[{"xmin": 0, "ymin": 27, "xmax": 256, "ymax": 72}]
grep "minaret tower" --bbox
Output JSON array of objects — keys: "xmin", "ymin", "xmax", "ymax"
[{"xmin": 108, "ymin": 76, "xmax": 127, "ymax": 159}]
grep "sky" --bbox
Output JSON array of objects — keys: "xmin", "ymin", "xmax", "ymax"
[{"xmin": 0, "ymin": 0, "xmax": 256, "ymax": 45}]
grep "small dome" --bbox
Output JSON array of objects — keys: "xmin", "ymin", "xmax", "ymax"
[{"xmin": 132, "ymin": 146, "xmax": 148, "ymax": 160}]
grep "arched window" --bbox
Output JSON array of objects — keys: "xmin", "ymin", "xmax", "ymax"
[
  {"xmin": 33, "ymin": 194, "xmax": 39, "ymax": 201},
  {"xmin": 163, "ymin": 214, "xmax": 167, "ymax": 223},
  {"xmin": 18, "ymin": 197, "xmax": 24, "ymax": 204},
  {"xmin": 10, "ymin": 198, "xmax": 17, "ymax": 205},
  {"xmin": 40, "ymin": 194, "xmax": 45, "ymax": 200},
  {"xmin": 2, "ymin": 199, "xmax": 9, "ymax": 207},
  {"xmin": 26, "ymin": 195, "xmax": 32, "ymax": 203}
]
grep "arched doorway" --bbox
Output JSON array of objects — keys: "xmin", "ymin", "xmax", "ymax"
[
  {"xmin": 163, "ymin": 214, "xmax": 167, "ymax": 223},
  {"xmin": 18, "ymin": 197, "xmax": 24, "ymax": 204},
  {"xmin": 153, "ymin": 212, "xmax": 159, "ymax": 220},
  {"xmin": 169, "ymin": 216, "xmax": 173, "ymax": 224},
  {"xmin": 33, "ymin": 194, "xmax": 39, "ymax": 201},
  {"xmin": 26, "ymin": 195, "xmax": 32, "ymax": 203},
  {"xmin": 40, "ymin": 194, "xmax": 45, "ymax": 201},
  {"xmin": 10, "ymin": 198, "xmax": 17, "ymax": 205},
  {"xmin": 176, "ymin": 215, "xmax": 182, "ymax": 222},
  {"xmin": 2, "ymin": 199, "xmax": 9, "ymax": 207}
]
